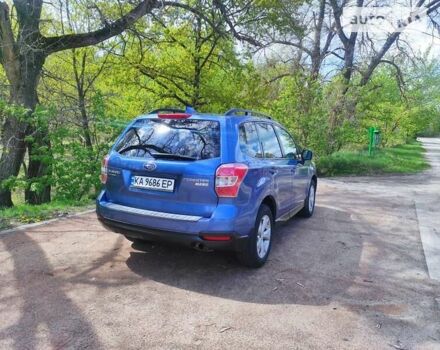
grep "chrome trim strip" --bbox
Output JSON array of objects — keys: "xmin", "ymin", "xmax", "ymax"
[{"xmin": 103, "ymin": 202, "xmax": 202, "ymax": 222}]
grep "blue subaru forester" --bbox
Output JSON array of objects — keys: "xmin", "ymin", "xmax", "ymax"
[{"xmin": 96, "ymin": 107, "xmax": 317, "ymax": 267}]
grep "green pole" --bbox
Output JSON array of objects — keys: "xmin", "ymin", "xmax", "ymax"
[{"xmin": 368, "ymin": 127, "xmax": 374, "ymax": 156}]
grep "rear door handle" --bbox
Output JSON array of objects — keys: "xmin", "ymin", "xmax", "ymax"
[{"xmin": 269, "ymin": 167, "xmax": 277, "ymax": 174}]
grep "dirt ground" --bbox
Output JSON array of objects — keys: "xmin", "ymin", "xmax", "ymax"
[{"xmin": 1, "ymin": 139, "xmax": 439, "ymax": 350}]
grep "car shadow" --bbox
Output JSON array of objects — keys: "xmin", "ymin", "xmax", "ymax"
[{"xmin": 126, "ymin": 204, "xmax": 364, "ymax": 305}]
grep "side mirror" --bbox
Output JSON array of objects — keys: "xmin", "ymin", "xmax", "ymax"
[{"xmin": 302, "ymin": 149, "xmax": 313, "ymax": 161}]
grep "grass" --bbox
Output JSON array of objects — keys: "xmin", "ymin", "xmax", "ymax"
[
  {"xmin": 0, "ymin": 199, "xmax": 94, "ymax": 231},
  {"xmin": 317, "ymin": 141, "xmax": 430, "ymax": 177}
]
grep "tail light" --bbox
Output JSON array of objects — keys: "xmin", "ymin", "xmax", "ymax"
[
  {"xmin": 100, "ymin": 155, "xmax": 109, "ymax": 184},
  {"xmin": 215, "ymin": 163, "xmax": 248, "ymax": 197}
]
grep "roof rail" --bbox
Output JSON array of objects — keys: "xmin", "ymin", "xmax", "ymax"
[
  {"xmin": 225, "ymin": 108, "xmax": 272, "ymax": 119},
  {"xmin": 148, "ymin": 107, "xmax": 186, "ymax": 114}
]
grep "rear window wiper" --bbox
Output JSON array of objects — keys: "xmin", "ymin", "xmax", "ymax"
[
  {"xmin": 152, "ymin": 153, "xmax": 197, "ymax": 161},
  {"xmin": 117, "ymin": 144, "xmax": 155, "ymax": 156},
  {"xmin": 118, "ymin": 145, "xmax": 197, "ymax": 160}
]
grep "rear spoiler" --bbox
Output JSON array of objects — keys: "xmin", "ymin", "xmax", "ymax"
[{"xmin": 148, "ymin": 106, "xmax": 197, "ymax": 115}]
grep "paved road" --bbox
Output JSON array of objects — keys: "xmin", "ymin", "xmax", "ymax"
[{"xmin": 1, "ymin": 139, "xmax": 439, "ymax": 350}]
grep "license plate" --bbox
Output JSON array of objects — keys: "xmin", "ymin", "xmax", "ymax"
[{"xmin": 131, "ymin": 176, "xmax": 175, "ymax": 192}]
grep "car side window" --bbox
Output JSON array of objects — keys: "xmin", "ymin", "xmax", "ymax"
[
  {"xmin": 239, "ymin": 122, "xmax": 263, "ymax": 158},
  {"xmin": 274, "ymin": 126, "xmax": 298, "ymax": 159},
  {"xmin": 255, "ymin": 123, "xmax": 283, "ymax": 158}
]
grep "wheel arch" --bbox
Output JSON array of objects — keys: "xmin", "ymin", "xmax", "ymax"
[{"xmin": 261, "ymin": 195, "xmax": 277, "ymax": 220}]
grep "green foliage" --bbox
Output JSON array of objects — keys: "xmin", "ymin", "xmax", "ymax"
[
  {"xmin": 407, "ymin": 60, "xmax": 440, "ymax": 137},
  {"xmin": 3, "ymin": 2, "xmax": 439, "ymax": 208},
  {"xmin": 317, "ymin": 142, "xmax": 429, "ymax": 177},
  {"xmin": 0, "ymin": 99, "xmax": 29, "ymax": 123},
  {"xmin": 243, "ymin": 0, "xmax": 305, "ymax": 37},
  {"xmin": 0, "ymin": 103, "xmax": 53, "ymax": 195},
  {"xmin": 267, "ymin": 63, "xmax": 440, "ymax": 157},
  {"xmin": 0, "ymin": 199, "xmax": 93, "ymax": 230},
  {"xmin": 99, "ymin": 14, "xmax": 255, "ymax": 114},
  {"xmin": 357, "ymin": 72, "xmax": 414, "ymax": 146},
  {"xmin": 0, "ymin": 94, "xmax": 124, "ymax": 202},
  {"xmin": 49, "ymin": 93, "xmax": 124, "ymax": 201},
  {"xmin": 271, "ymin": 72, "xmax": 329, "ymax": 155},
  {"xmin": 353, "ymin": 64, "xmax": 440, "ymax": 147}
]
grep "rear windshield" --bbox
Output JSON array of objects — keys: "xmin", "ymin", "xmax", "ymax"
[{"xmin": 114, "ymin": 118, "xmax": 220, "ymax": 160}]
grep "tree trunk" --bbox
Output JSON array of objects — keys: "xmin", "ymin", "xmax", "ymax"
[
  {"xmin": 342, "ymin": 45, "xmax": 355, "ymax": 83},
  {"xmin": 0, "ymin": 1, "xmax": 47, "ymax": 207},
  {"xmin": 0, "ymin": 110, "xmax": 26, "ymax": 207},
  {"xmin": 72, "ymin": 50, "xmax": 93, "ymax": 151},
  {"xmin": 20, "ymin": 51, "xmax": 49, "ymax": 205},
  {"xmin": 24, "ymin": 129, "xmax": 51, "ymax": 204},
  {"xmin": 310, "ymin": 0, "xmax": 325, "ymax": 79},
  {"xmin": 79, "ymin": 96, "xmax": 93, "ymax": 150},
  {"xmin": 0, "ymin": 50, "xmax": 45, "ymax": 207}
]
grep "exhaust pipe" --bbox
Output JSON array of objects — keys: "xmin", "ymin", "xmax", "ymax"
[{"xmin": 192, "ymin": 242, "xmax": 213, "ymax": 252}]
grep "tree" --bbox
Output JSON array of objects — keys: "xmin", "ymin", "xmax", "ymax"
[
  {"xmin": 0, "ymin": 0, "xmax": 168, "ymax": 207},
  {"xmin": 329, "ymin": 0, "xmax": 440, "ymax": 86},
  {"xmin": 262, "ymin": 0, "xmax": 336, "ymax": 79},
  {"xmin": 116, "ymin": 4, "xmax": 246, "ymax": 110},
  {"xmin": 42, "ymin": 47, "xmax": 111, "ymax": 151}
]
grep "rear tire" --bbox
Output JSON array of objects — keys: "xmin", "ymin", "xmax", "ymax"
[
  {"xmin": 236, "ymin": 204, "xmax": 273, "ymax": 268},
  {"xmin": 299, "ymin": 180, "xmax": 316, "ymax": 218}
]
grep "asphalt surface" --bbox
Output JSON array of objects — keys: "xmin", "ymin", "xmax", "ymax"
[{"xmin": 1, "ymin": 139, "xmax": 440, "ymax": 350}]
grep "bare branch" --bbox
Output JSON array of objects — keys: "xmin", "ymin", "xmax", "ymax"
[
  {"xmin": 212, "ymin": 0, "xmax": 262, "ymax": 46},
  {"xmin": 43, "ymin": 0, "xmax": 160, "ymax": 54},
  {"xmin": 329, "ymin": 0, "xmax": 348, "ymax": 46}
]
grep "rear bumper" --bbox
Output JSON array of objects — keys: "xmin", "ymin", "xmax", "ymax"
[
  {"xmin": 97, "ymin": 215, "xmax": 247, "ymax": 251},
  {"xmin": 96, "ymin": 191, "xmax": 252, "ymax": 252}
]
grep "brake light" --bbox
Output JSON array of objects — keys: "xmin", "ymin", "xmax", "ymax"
[
  {"xmin": 100, "ymin": 155, "xmax": 109, "ymax": 184},
  {"xmin": 215, "ymin": 163, "xmax": 248, "ymax": 197},
  {"xmin": 158, "ymin": 113, "xmax": 191, "ymax": 119}
]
